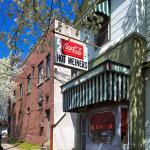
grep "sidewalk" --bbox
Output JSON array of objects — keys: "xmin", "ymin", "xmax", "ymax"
[{"xmin": 1, "ymin": 143, "xmax": 19, "ymax": 150}]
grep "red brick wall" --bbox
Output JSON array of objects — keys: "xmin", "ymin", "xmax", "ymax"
[{"xmin": 11, "ymin": 31, "xmax": 54, "ymax": 145}]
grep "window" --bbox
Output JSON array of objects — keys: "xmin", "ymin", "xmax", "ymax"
[
  {"xmin": 71, "ymin": 69, "xmax": 78, "ymax": 78},
  {"xmin": 13, "ymin": 90, "xmax": 16, "ymax": 100},
  {"xmin": 19, "ymin": 83, "xmax": 23, "ymax": 98},
  {"xmin": 14, "ymin": 90, "xmax": 16, "ymax": 96},
  {"xmin": 45, "ymin": 109, "xmax": 50, "ymax": 121},
  {"xmin": 95, "ymin": 14, "xmax": 110, "ymax": 48},
  {"xmin": 38, "ymin": 102, "xmax": 43, "ymax": 111},
  {"xmin": 38, "ymin": 62, "xmax": 43, "ymax": 84},
  {"xmin": 94, "ymin": 0, "xmax": 111, "ymax": 49},
  {"xmin": 27, "ymin": 107, "xmax": 30, "ymax": 114},
  {"xmin": 27, "ymin": 74, "xmax": 31, "ymax": 93},
  {"xmin": 46, "ymin": 54, "xmax": 50, "ymax": 78},
  {"xmin": 38, "ymin": 92, "xmax": 43, "ymax": 111},
  {"xmin": 19, "ymin": 110, "xmax": 22, "ymax": 117}
]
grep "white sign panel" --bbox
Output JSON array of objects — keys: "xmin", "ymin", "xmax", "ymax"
[{"xmin": 55, "ymin": 37, "xmax": 88, "ymax": 70}]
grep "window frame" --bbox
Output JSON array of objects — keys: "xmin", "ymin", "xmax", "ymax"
[
  {"xmin": 27, "ymin": 74, "xmax": 31, "ymax": 93},
  {"xmin": 94, "ymin": 0, "xmax": 111, "ymax": 50},
  {"xmin": 71, "ymin": 69, "xmax": 78, "ymax": 78},
  {"xmin": 38, "ymin": 61, "xmax": 43, "ymax": 85},
  {"xmin": 94, "ymin": 16, "xmax": 110, "ymax": 50},
  {"xmin": 19, "ymin": 83, "xmax": 23, "ymax": 98},
  {"xmin": 46, "ymin": 54, "xmax": 50, "ymax": 78}
]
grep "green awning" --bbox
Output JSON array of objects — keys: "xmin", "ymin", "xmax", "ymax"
[
  {"xmin": 62, "ymin": 60, "xmax": 130, "ymax": 112},
  {"xmin": 95, "ymin": 0, "xmax": 110, "ymax": 16}
]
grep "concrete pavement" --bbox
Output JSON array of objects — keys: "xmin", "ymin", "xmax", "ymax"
[{"xmin": 1, "ymin": 143, "xmax": 19, "ymax": 150}]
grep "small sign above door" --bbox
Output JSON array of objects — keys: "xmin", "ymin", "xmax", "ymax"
[{"xmin": 89, "ymin": 112, "xmax": 115, "ymax": 143}]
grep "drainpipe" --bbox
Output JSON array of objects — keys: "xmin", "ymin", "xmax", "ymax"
[{"xmin": 50, "ymin": 126, "xmax": 53, "ymax": 150}]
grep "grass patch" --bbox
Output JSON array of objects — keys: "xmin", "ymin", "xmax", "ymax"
[
  {"xmin": 16, "ymin": 142, "xmax": 40, "ymax": 150},
  {"xmin": 8, "ymin": 136, "xmax": 40, "ymax": 150}
]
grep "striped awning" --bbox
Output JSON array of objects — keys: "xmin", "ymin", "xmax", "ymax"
[
  {"xmin": 95, "ymin": 0, "xmax": 110, "ymax": 16},
  {"xmin": 62, "ymin": 60, "xmax": 130, "ymax": 112}
]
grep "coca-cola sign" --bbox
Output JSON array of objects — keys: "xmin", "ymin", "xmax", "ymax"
[
  {"xmin": 61, "ymin": 39, "xmax": 84, "ymax": 60},
  {"xmin": 55, "ymin": 37, "xmax": 88, "ymax": 71}
]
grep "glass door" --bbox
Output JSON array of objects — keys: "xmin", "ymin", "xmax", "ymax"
[{"xmin": 81, "ymin": 117, "xmax": 87, "ymax": 150}]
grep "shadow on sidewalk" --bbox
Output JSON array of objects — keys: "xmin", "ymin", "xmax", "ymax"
[{"xmin": 2, "ymin": 143, "xmax": 21, "ymax": 150}]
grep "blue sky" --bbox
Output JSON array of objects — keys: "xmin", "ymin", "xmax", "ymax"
[
  {"xmin": 0, "ymin": 0, "xmax": 31, "ymax": 59},
  {"xmin": 0, "ymin": 1, "xmax": 13, "ymax": 58},
  {"xmin": 0, "ymin": 0, "xmax": 82, "ymax": 60}
]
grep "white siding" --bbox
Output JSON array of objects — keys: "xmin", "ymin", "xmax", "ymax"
[
  {"xmin": 89, "ymin": 0, "xmax": 146, "ymax": 56},
  {"xmin": 80, "ymin": 31, "xmax": 96, "ymax": 61},
  {"xmin": 53, "ymin": 65, "xmax": 77, "ymax": 150},
  {"xmin": 111, "ymin": 0, "xmax": 145, "ymax": 41}
]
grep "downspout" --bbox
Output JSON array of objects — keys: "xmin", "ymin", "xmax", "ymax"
[
  {"xmin": 50, "ymin": 41, "xmax": 55, "ymax": 150},
  {"xmin": 52, "ymin": 113, "xmax": 66, "ymax": 128},
  {"xmin": 50, "ymin": 125, "xmax": 53, "ymax": 150}
]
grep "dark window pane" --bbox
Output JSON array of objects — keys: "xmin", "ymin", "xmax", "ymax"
[
  {"xmin": 46, "ymin": 54, "xmax": 50, "ymax": 78},
  {"xmin": 38, "ymin": 62, "xmax": 43, "ymax": 84}
]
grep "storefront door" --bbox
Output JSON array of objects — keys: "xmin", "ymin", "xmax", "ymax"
[
  {"xmin": 80, "ymin": 117, "xmax": 87, "ymax": 150},
  {"xmin": 45, "ymin": 109, "xmax": 50, "ymax": 142},
  {"xmin": 79, "ymin": 107, "xmax": 129, "ymax": 150}
]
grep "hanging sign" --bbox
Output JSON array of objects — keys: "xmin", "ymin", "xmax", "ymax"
[
  {"xmin": 89, "ymin": 112, "xmax": 115, "ymax": 143},
  {"xmin": 55, "ymin": 37, "xmax": 88, "ymax": 70}
]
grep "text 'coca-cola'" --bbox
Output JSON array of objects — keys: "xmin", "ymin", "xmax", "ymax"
[{"xmin": 61, "ymin": 39, "xmax": 84, "ymax": 60}]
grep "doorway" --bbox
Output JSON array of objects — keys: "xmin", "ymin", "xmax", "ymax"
[
  {"xmin": 45, "ymin": 109, "xmax": 50, "ymax": 142},
  {"xmin": 80, "ymin": 117, "xmax": 88, "ymax": 150}
]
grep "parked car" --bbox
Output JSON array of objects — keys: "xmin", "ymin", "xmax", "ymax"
[{"xmin": 1, "ymin": 129, "xmax": 8, "ymax": 138}]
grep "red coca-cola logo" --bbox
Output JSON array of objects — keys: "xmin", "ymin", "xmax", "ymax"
[{"xmin": 61, "ymin": 39, "xmax": 84, "ymax": 60}]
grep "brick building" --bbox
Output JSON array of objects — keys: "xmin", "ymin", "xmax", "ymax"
[
  {"xmin": 11, "ymin": 20, "xmax": 79, "ymax": 150},
  {"xmin": 11, "ymin": 30, "xmax": 55, "ymax": 146}
]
